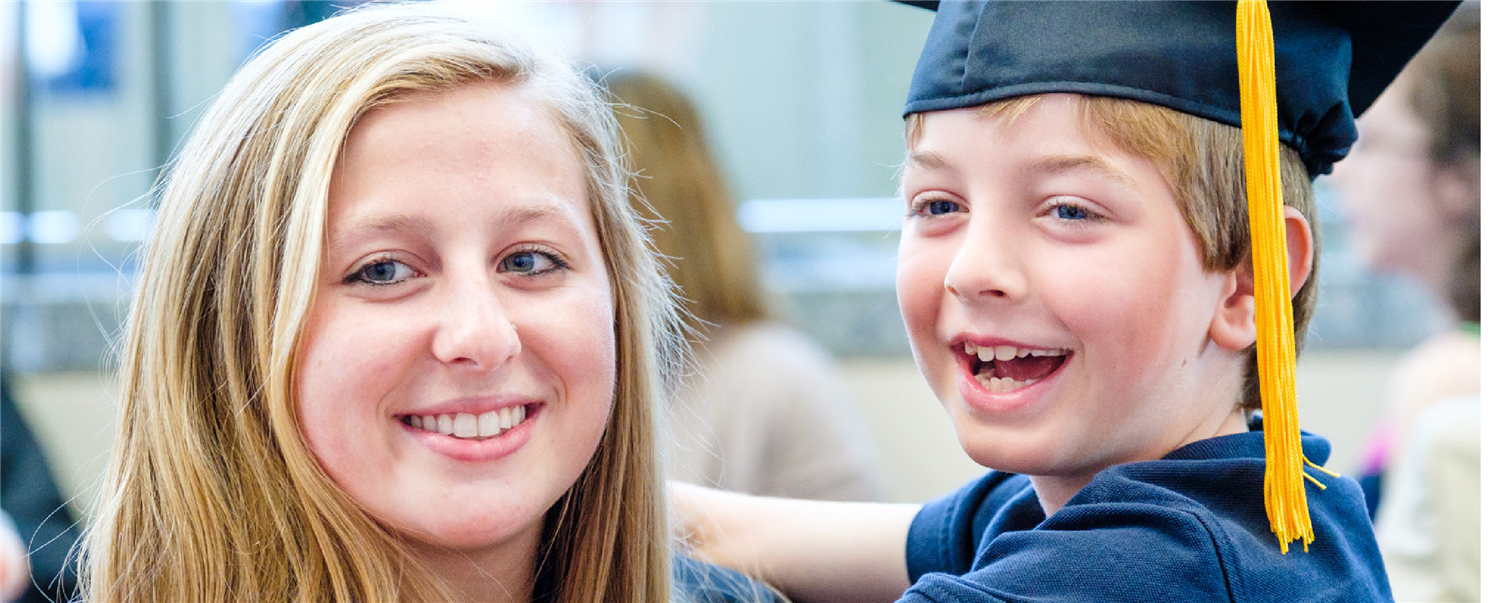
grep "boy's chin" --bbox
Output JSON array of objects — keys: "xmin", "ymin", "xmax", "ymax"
[{"xmin": 948, "ymin": 416, "xmax": 1033, "ymax": 472}]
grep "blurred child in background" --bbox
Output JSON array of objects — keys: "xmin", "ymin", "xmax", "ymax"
[
  {"xmin": 605, "ymin": 71, "xmax": 886, "ymax": 502},
  {"xmin": 1331, "ymin": 4, "xmax": 1479, "ymax": 600}
]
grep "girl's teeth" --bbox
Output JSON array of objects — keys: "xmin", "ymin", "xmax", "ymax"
[
  {"xmin": 453, "ymin": 413, "xmax": 478, "ymax": 438},
  {"xmin": 407, "ymin": 408, "xmax": 529, "ymax": 440},
  {"xmin": 478, "ymin": 411, "xmax": 500, "ymax": 437}
]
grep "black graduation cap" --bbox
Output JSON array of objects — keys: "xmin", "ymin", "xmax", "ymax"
[{"xmin": 899, "ymin": 1, "xmax": 1460, "ymax": 176}]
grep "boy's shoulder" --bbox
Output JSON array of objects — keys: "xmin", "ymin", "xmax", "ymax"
[{"xmin": 904, "ymin": 431, "xmax": 1393, "ymax": 603}]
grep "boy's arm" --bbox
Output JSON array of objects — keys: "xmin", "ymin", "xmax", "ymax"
[{"xmin": 672, "ymin": 482, "xmax": 919, "ymax": 603}]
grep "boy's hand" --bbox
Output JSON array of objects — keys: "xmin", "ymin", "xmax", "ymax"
[{"xmin": 671, "ymin": 481, "xmax": 919, "ymax": 603}]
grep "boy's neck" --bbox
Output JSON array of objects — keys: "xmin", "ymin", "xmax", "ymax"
[{"xmin": 1031, "ymin": 408, "xmax": 1250, "ymax": 516}]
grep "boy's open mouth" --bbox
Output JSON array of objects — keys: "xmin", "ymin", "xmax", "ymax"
[{"xmin": 962, "ymin": 343, "xmax": 1070, "ymax": 393}]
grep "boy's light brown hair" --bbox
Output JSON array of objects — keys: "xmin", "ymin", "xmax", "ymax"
[{"xmin": 906, "ymin": 94, "xmax": 1320, "ymax": 409}]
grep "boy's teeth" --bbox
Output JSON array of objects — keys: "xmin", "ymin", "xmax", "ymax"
[
  {"xmin": 983, "ymin": 376, "xmax": 1037, "ymax": 393},
  {"xmin": 967, "ymin": 344, "xmax": 1065, "ymax": 360},
  {"xmin": 406, "ymin": 407, "xmax": 529, "ymax": 440}
]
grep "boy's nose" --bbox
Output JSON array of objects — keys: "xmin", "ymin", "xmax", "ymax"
[
  {"xmin": 943, "ymin": 230, "xmax": 1027, "ymax": 302},
  {"xmin": 430, "ymin": 276, "xmax": 521, "ymax": 371}
]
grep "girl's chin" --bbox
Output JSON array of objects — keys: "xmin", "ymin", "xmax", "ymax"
[{"xmin": 398, "ymin": 520, "xmax": 543, "ymax": 557}]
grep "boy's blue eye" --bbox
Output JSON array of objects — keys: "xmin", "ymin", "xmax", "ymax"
[
  {"xmin": 927, "ymin": 199, "xmax": 962, "ymax": 216},
  {"xmin": 349, "ymin": 259, "xmax": 415, "ymax": 285},
  {"xmin": 502, "ymin": 250, "xmax": 563, "ymax": 275},
  {"xmin": 1051, "ymin": 203, "xmax": 1093, "ymax": 221}
]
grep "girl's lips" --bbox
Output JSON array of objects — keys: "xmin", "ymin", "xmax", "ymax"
[{"xmin": 400, "ymin": 403, "xmax": 540, "ymax": 462}]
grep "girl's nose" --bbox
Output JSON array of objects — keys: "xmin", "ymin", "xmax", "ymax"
[{"xmin": 430, "ymin": 275, "xmax": 521, "ymax": 370}]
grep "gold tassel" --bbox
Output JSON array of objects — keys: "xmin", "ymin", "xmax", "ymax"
[{"xmin": 1235, "ymin": 0, "xmax": 1321, "ymax": 554}]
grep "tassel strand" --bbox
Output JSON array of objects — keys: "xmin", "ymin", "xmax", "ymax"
[{"xmin": 1236, "ymin": 0, "xmax": 1316, "ymax": 555}]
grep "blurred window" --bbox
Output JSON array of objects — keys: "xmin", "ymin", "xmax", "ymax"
[{"xmin": 0, "ymin": 1, "xmax": 1442, "ymax": 372}]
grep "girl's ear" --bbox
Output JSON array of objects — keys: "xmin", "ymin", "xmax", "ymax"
[{"xmin": 1208, "ymin": 205, "xmax": 1314, "ymax": 351}]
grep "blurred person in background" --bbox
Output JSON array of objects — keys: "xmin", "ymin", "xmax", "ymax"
[
  {"xmin": 1, "ymin": 375, "xmax": 81, "ymax": 603},
  {"xmin": 605, "ymin": 71, "xmax": 887, "ymax": 502},
  {"xmin": 1329, "ymin": 4, "xmax": 1479, "ymax": 601}
]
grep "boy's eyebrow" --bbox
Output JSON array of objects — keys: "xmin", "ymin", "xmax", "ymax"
[
  {"xmin": 905, "ymin": 151, "xmax": 1138, "ymax": 190},
  {"xmin": 1033, "ymin": 155, "xmax": 1137, "ymax": 189},
  {"xmin": 904, "ymin": 151, "xmax": 954, "ymax": 172}
]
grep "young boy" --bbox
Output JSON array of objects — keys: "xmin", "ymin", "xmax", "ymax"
[{"xmin": 675, "ymin": 2, "xmax": 1459, "ymax": 602}]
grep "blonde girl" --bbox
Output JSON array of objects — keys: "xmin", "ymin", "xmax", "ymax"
[{"xmin": 79, "ymin": 5, "xmax": 732, "ymax": 602}]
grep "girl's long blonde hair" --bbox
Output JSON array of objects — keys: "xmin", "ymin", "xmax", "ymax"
[{"xmin": 83, "ymin": 5, "xmax": 682, "ymax": 602}]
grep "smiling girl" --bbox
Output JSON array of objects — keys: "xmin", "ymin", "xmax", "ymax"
[{"xmin": 80, "ymin": 5, "xmax": 773, "ymax": 602}]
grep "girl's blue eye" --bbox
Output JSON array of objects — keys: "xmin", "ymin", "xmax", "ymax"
[
  {"xmin": 349, "ymin": 259, "xmax": 415, "ymax": 285},
  {"xmin": 502, "ymin": 250, "xmax": 563, "ymax": 275}
]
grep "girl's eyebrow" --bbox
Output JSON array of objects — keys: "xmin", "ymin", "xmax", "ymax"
[
  {"xmin": 329, "ymin": 213, "xmax": 435, "ymax": 250},
  {"xmin": 496, "ymin": 202, "xmax": 575, "ymax": 227},
  {"xmin": 328, "ymin": 201, "xmax": 580, "ymax": 249}
]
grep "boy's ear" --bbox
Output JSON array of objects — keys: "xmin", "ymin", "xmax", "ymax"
[{"xmin": 1208, "ymin": 206, "xmax": 1315, "ymax": 352}]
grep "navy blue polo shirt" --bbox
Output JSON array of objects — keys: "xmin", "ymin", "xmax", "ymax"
[{"xmin": 903, "ymin": 431, "xmax": 1391, "ymax": 602}]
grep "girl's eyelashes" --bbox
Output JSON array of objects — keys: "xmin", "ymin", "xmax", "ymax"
[
  {"xmin": 907, "ymin": 194, "xmax": 965, "ymax": 218},
  {"xmin": 338, "ymin": 245, "xmax": 569, "ymax": 287},
  {"xmin": 500, "ymin": 246, "xmax": 569, "ymax": 276},
  {"xmin": 344, "ymin": 256, "xmax": 418, "ymax": 286}
]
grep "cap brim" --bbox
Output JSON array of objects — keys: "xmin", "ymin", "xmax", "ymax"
[{"xmin": 892, "ymin": 1, "xmax": 939, "ymax": 11}]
